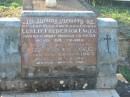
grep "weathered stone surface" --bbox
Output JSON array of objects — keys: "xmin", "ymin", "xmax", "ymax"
[
  {"xmin": 97, "ymin": 63, "xmax": 117, "ymax": 77},
  {"xmin": 1, "ymin": 94, "xmax": 15, "ymax": 97},
  {"xmin": 118, "ymin": 36, "xmax": 129, "ymax": 62},
  {"xmin": 0, "ymin": 13, "xmax": 120, "ymax": 91},
  {"xmin": 96, "ymin": 76, "xmax": 117, "ymax": 89},
  {"xmin": 0, "ymin": 18, "xmax": 20, "ymax": 79},
  {"xmin": 97, "ymin": 18, "xmax": 118, "ymax": 64},
  {"xmin": 96, "ymin": 18, "xmax": 118, "ymax": 89},
  {"xmin": 1, "ymin": 90, "xmax": 120, "ymax": 97},
  {"xmin": 21, "ymin": 11, "xmax": 97, "ymax": 80},
  {"xmin": 0, "ymin": 77, "xmax": 96, "ymax": 91},
  {"xmin": 98, "ymin": 90, "xmax": 120, "ymax": 97}
]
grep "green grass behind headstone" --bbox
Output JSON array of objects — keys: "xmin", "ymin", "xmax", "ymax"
[
  {"xmin": 118, "ymin": 66, "xmax": 130, "ymax": 83},
  {"xmin": 95, "ymin": 5, "xmax": 130, "ymax": 26},
  {"xmin": 0, "ymin": 0, "xmax": 21, "ymax": 17},
  {"xmin": 0, "ymin": 0, "xmax": 22, "ymax": 7}
]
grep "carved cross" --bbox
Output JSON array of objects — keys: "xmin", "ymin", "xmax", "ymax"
[{"xmin": 104, "ymin": 34, "xmax": 111, "ymax": 53}]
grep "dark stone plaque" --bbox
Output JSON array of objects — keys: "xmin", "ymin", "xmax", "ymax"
[{"xmin": 21, "ymin": 11, "xmax": 97, "ymax": 78}]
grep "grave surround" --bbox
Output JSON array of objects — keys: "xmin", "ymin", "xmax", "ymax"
[{"xmin": 0, "ymin": 0, "xmax": 119, "ymax": 92}]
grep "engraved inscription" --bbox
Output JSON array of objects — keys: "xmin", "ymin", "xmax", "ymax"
[{"xmin": 21, "ymin": 16, "xmax": 97, "ymax": 67}]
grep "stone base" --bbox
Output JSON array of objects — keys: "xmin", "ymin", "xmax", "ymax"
[
  {"xmin": 96, "ymin": 76, "xmax": 117, "ymax": 89},
  {"xmin": 1, "ymin": 89, "xmax": 120, "ymax": 97},
  {"xmin": 0, "ymin": 77, "xmax": 96, "ymax": 92}
]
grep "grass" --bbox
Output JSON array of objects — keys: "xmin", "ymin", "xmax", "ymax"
[
  {"xmin": 0, "ymin": 0, "xmax": 21, "ymax": 17},
  {"xmin": 0, "ymin": 0, "xmax": 130, "ymax": 22},
  {"xmin": 0, "ymin": 0, "xmax": 22, "ymax": 7},
  {"xmin": 118, "ymin": 66, "xmax": 130, "ymax": 82},
  {"xmin": 94, "ymin": 5, "xmax": 130, "ymax": 40},
  {"xmin": 0, "ymin": 7, "xmax": 21, "ymax": 17},
  {"xmin": 95, "ymin": 5, "xmax": 130, "ymax": 26},
  {"xmin": 95, "ymin": 5, "xmax": 130, "ymax": 83}
]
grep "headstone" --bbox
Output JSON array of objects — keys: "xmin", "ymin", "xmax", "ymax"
[
  {"xmin": 21, "ymin": 11, "xmax": 97, "ymax": 88},
  {"xmin": 96, "ymin": 18, "xmax": 118, "ymax": 88},
  {"xmin": 45, "ymin": 0, "xmax": 57, "ymax": 8},
  {"xmin": 0, "ymin": 18, "xmax": 20, "ymax": 79}
]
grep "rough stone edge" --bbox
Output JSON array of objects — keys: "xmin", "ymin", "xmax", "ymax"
[
  {"xmin": 0, "ymin": 18, "xmax": 21, "ymax": 79},
  {"xmin": 96, "ymin": 18, "xmax": 118, "ymax": 89},
  {"xmin": 0, "ymin": 18, "xmax": 20, "ymax": 27},
  {"xmin": 97, "ymin": 18, "xmax": 118, "ymax": 28},
  {"xmin": 1, "ymin": 89, "xmax": 120, "ymax": 97},
  {"xmin": 21, "ymin": 11, "xmax": 96, "ymax": 17}
]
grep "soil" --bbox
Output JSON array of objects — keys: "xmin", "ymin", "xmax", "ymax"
[{"xmin": 116, "ymin": 81, "xmax": 130, "ymax": 97}]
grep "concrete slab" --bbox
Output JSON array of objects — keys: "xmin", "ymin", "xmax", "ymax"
[
  {"xmin": 110, "ymin": 90, "xmax": 121, "ymax": 97},
  {"xmin": 98, "ymin": 90, "xmax": 113, "ymax": 97},
  {"xmin": 71, "ymin": 91, "xmax": 85, "ymax": 97},
  {"xmin": 1, "ymin": 93, "xmax": 16, "ymax": 97},
  {"xmin": 1, "ymin": 90, "xmax": 120, "ymax": 97},
  {"xmin": 16, "ymin": 92, "xmax": 59, "ymax": 97},
  {"xmin": 43, "ymin": 92, "xmax": 59, "ymax": 97},
  {"xmin": 98, "ymin": 89, "xmax": 120, "ymax": 97},
  {"xmin": 58, "ymin": 92, "xmax": 72, "ymax": 97},
  {"xmin": 84, "ymin": 90, "xmax": 99, "ymax": 97},
  {"xmin": 0, "ymin": 18, "xmax": 20, "ymax": 79}
]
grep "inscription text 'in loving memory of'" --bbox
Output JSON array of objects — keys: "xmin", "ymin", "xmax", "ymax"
[{"xmin": 21, "ymin": 14, "xmax": 97, "ymax": 67}]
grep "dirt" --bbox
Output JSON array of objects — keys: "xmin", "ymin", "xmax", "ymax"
[{"xmin": 116, "ymin": 81, "xmax": 130, "ymax": 97}]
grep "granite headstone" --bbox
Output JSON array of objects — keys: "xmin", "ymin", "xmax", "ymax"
[{"xmin": 21, "ymin": 11, "xmax": 98, "ymax": 88}]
